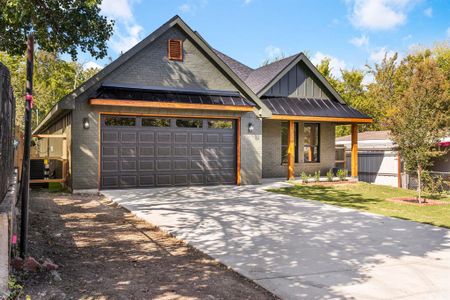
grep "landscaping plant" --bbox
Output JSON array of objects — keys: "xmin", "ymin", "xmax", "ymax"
[
  {"xmin": 326, "ymin": 169, "xmax": 334, "ymax": 182},
  {"xmin": 301, "ymin": 172, "xmax": 309, "ymax": 184},
  {"xmin": 314, "ymin": 171, "xmax": 321, "ymax": 182},
  {"xmin": 337, "ymin": 169, "xmax": 348, "ymax": 181}
]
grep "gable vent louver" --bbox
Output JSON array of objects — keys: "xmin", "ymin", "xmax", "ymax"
[{"xmin": 168, "ymin": 39, "xmax": 183, "ymax": 61}]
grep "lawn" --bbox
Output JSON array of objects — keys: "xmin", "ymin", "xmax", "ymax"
[{"xmin": 270, "ymin": 182, "xmax": 450, "ymax": 228}]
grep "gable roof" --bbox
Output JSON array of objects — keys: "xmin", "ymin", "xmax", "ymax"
[
  {"xmin": 218, "ymin": 52, "xmax": 347, "ymax": 104},
  {"xmin": 34, "ymin": 15, "xmax": 272, "ymax": 133},
  {"xmin": 213, "ymin": 49, "xmax": 254, "ymax": 81}
]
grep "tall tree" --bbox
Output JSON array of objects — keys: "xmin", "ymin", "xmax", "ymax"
[
  {"xmin": 385, "ymin": 58, "xmax": 450, "ymax": 202},
  {"xmin": 0, "ymin": 0, "xmax": 113, "ymax": 60}
]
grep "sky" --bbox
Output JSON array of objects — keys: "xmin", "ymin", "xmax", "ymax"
[{"xmin": 80, "ymin": 0, "xmax": 450, "ymax": 80}]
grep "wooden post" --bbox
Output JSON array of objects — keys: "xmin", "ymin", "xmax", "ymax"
[
  {"xmin": 287, "ymin": 120, "xmax": 295, "ymax": 180},
  {"xmin": 351, "ymin": 124, "xmax": 358, "ymax": 178}
]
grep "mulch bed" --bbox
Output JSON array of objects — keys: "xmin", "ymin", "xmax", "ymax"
[
  {"xmin": 296, "ymin": 180, "xmax": 358, "ymax": 186},
  {"xmin": 387, "ymin": 197, "xmax": 450, "ymax": 206}
]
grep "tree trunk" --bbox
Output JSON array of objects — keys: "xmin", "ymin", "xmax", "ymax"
[{"xmin": 417, "ymin": 164, "xmax": 422, "ymax": 203}]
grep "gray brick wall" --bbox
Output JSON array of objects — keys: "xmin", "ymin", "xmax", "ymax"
[{"xmin": 262, "ymin": 119, "xmax": 335, "ymax": 178}]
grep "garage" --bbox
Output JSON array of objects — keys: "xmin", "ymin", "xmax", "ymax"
[{"xmin": 100, "ymin": 115, "xmax": 237, "ymax": 189}]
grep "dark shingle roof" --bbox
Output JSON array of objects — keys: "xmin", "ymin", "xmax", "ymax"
[
  {"xmin": 95, "ymin": 83, "xmax": 255, "ymax": 107},
  {"xmin": 213, "ymin": 49, "xmax": 254, "ymax": 81},
  {"xmin": 244, "ymin": 54, "xmax": 299, "ymax": 94},
  {"xmin": 261, "ymin": 97, "xmax": 371, "ymax": 119}
]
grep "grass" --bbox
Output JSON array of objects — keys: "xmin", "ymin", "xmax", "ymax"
[{"xmin": 270, "ymin": 182, "xmax": 450, "ymax": 229}]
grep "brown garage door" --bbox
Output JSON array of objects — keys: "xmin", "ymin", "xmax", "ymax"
[{"xmin": 100, "ymin": 115, "xmax": 237, "ymax": 189}]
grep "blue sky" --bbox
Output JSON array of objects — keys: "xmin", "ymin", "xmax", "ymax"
[{"xmin": 81, "ymin": 0, "xmax": 450, "ymax": 81}]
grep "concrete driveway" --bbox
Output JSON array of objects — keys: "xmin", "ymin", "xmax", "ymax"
[{"xmin": 102, "ymin": 180, "xmax": 450, "ymax": 300}]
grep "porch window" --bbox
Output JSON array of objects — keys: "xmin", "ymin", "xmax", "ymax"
[
  {"xmin": 304, "ymin": 123, "xmax": 320, "ymax": 163},
  {"xmin": 281, "ymin": 122, "xmax": 299, "ymax": 164}
]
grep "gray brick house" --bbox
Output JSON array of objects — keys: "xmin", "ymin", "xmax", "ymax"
[{"xmin": 34, "ymin": 16, "xmax": 371, "ymax": 192}]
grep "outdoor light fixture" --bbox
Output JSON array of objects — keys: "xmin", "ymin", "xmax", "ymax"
[
  {"xmin": 82, "ymin": 117, "xmax": 90, "ymax": 129},
  {"xmin": 248, "ymin": 122, "xmax": 254, "ymax": 133}
]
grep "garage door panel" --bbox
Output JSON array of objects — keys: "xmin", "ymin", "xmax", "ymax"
[
  {"xmin": 139, "ymin": 160, "xmax": 154, "ymax": 171},
  {"xmin": 139, "ymin": 132, "xmax": 154, "ymax": 143},
  {"xmin": 157, "ymin": 132, "xmax": 171, "ymax": 143},
  {"xmin": 121, "ymin": 132, "xmax": 137, "ymax": 143},
  {"xmin": 120, "ymin": 175, "xmax": 137, "ymax": 187},
  {"xmin": 139, "ymin": 146, "xmax": 154, "ymax": 157},
  {"xmin": 101, "ymin": 115, "xmax": 236, "ymax": 189}
]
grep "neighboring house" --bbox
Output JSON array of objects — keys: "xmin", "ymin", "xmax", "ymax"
[
  {"xmin": 336, "ymin": 131, "xmax": 450, "ymax": 188},
  {"xmin": 33, "ymin": 16, "xmax": 371, "ymax": 192}
]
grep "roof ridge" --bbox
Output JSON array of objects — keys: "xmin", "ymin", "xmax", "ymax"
[{"xmin": 252, "ymin": 52, "xmax": 300, "ymax": 71}]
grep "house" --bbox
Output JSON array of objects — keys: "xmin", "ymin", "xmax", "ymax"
[
  {"xmin": 33, "ymin": 16, "xmax": 372, "ymax": 192},
  {"xmin": 336, "ymin": 131, "xmax": 450, "ymax": 188}
]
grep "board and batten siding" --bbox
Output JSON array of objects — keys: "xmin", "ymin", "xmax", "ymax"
[{"xmin": 263, "ymin": 62, "xmax": 330, "ymax": 99}]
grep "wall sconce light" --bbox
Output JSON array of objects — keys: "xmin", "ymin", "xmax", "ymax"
[
  {"xmin": 82, "ymin": 117, "xmax": 90, "ymax": 130},
  {"xmin": 248, "ymin": 122, "xmax": 254, "ymax": 133}
]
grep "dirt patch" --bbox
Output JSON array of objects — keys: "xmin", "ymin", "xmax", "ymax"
[
  {"xmin": 15, "ymin": 191, "xmax": 277, "ymax": 300},
  {"xmin": 387, "ymin": 197, "xmax": 450, "ymax": 206}
]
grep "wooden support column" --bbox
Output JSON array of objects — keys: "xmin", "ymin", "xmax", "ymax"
[
  {"xmin": 287, "ymin": 120, "xmax": 295, "ymax": 180},
  {"xmin": 351, "ymin": 124, "xmax": 358, "ymax": 178}
]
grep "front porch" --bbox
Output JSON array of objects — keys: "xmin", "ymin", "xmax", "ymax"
[{"xmin": 262, "ymin": 117, "xmax": 371, "ymax": 180}]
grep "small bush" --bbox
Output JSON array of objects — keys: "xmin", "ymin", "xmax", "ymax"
[
  {"xmin": 314, "ymin": 171, "xmax": 320, "ymax": 182},
  {"xmin": 422, "ymin": 171, "xmax": 446, "ymax": 198},
  {"xmin": 337, "ymin": 169, "xmax": 348, "ymax": 181},
  {"xmin": 301, "ymin": 172, "xmax": 309, "ymax": 184},
  {"xmin": 7, "ymin": 275, "xmax": 23, "ymax": 299},
  {"xmin": 326, "ymin": 169, "xmax": 333, "ymax": 182}
]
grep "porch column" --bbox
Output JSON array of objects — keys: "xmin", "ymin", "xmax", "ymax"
[
  {"xmin": 287, "ymin": 120, "xmax": 295, "ymax": 180},
  {"xmin": 351, "ymin": 123, "xmax": 358, "ymax": 178}
]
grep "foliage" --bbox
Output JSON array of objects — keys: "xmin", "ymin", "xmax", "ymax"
[
  {"xmin": 314, "ymin": 171, "xmax": 320, "ymax": 182},
  {"xmin": 301, "ymin": 172, "xmax": 309, "ymax": 183},
  {"xmin": 0, "ymin": 50, "xmax": 101, "ymax": 129},
  {"xmin": 0, "ymin": 0, "xmax": 114, "ymax": 60},
  {"xmin": 421, "ymin": 171, "xmax": 446, "ymax": 199},
  {"xmin": 7, "ymin": 275, "xmax": 23, "ymax": 299},
  {"xmin": 337, "ymin": 169, "xmax": 348, "ymax": 181},
  {"xmin": 270, "ymin": 182, "xmax": 450, "ymax": 228},
  {"xmin": 385, "ymin": 58, "xmax": 449, "ymax": 202},
  {"xmin": 326, "ymin": 169, "xmax": 334, "ymax": 182}
]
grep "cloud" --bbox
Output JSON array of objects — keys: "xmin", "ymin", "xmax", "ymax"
[
  {"xmin": 110, "ymin": 23, "xmax": 144, "ymax": 54},
  {"xmin": 369, "ymin": 47, "xmax": 399, "ymax": 63},
  {"xmin": 347, "ymin": 0, "xmax": 417, "ymax": 30},
  {"xmin": 264, "ymin": 45, "xmax": 284, "ymax": 60},
  {"xmin": 423, "ymin": 7, "xmax": 432, "ymax": 17},
  {"xmin": 243, "ymin": 0, "xmax": 252, "ymax": 4},
  {"xmin": 311, "ymin": 52, "xmax": 346, "ymax": 78},
  {"xmin": 83, "ymin": 61, "xmax": 103, "ymax": 70},
  {"xmin": 179, "ymin": 3, "xmax": 192, "ymax": 13},
  {"xmin": 350, "ymin": 34, "xmax": 369, "ymax": 47},
  {"xmin": 101, "ymin": 0, "xmax": 144, "ymax": 55}
]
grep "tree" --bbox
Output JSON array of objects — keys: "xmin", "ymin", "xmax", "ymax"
[
  {"xmin": 0, "ymin": 50, "xmax": 101, "ymax": 129},
  {"xmin": 0, "ymin": 0, "xmax": 113, "ymax": 60},
  {"xmin": 385, "ymin": 58, "xmax": 450, "ymax": 202}
]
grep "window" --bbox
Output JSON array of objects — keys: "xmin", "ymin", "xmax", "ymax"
[
  {"xmin": 105, "ymin": 116, "xmax": 136, "ymax": 126},
  {"xmin": 168, "ymin": 39, "xmax": 183, "ymax": 61},
  {"xmin": 208, "ymin": 120, "xmax": 233, "ymax": 129},
  {"xmin": 142, "ymin": 118, "xmax": 170, "ymax": 127},
  {"xmin": 281, "ymin": 122, "xmax": 299, "ymax": 164},
  {"xmin": 304, "ymin": 123, "xmax": 320, "ymax": 163},
  {"xmin": 176, "ymin": 119, "xmax": 203, "ymax": 128}
]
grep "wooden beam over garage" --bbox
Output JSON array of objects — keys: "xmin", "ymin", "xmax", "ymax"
[{"xmin": 89, "ymin": 99, "xmax": 255, "ymax": 112}]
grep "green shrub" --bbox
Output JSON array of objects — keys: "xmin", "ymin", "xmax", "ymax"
[
  {"xmin": 326, "ymin": 169, "xmax": 333, "ymax": 182},
  {"xmin": 301, "ymin": 172, "xmax": 309, "ymax": 184},
  {"xmin": 314, "ymin": 171, "xmax": 320, "ymax": 182},
  {"xmin": 422, "ymin": 171, "xmax": 446, "ymax": 198},
  {"xmin": 337, "ymin": 169, "xmax": 348, "ymax": 181}
]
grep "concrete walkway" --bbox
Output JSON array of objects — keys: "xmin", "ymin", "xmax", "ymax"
[{"xmin": 103, "ymin": 180, "xmax": 450, "ymax": 300}]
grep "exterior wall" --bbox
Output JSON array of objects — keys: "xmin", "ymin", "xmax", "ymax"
[
  {"xmin": 70, "ymin": 24, "xmax": 263, "ymax": 190},
  {"xmin": 262, "ymin": 119, "xmax": 335, "ymax": 178},
  {"xmin": 431, "ymin": 151, "xmax": 450, "ymax": 174},
  {"xmin": 264, "ymin": 62, "xmax": 330, "ymax": 99},
  {"xmin": 71, "ymin": 105, "xmax": 262, "ymax": 190},
  {"xmin": 107, "ymin": 26, "xmax": 237, "ymax": 91}
]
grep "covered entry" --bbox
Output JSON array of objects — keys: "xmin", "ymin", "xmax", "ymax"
[{"xmin": 100, "ymin": 114, "xmax": 237, "ymax": 189}]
